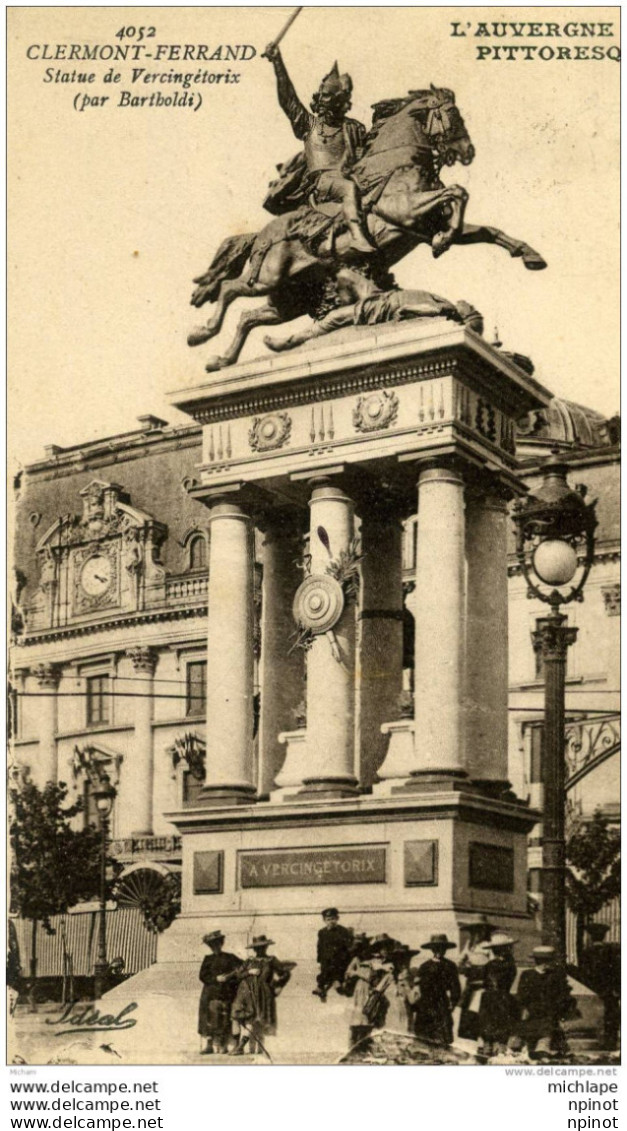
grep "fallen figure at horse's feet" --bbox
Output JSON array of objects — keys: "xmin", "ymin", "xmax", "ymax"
[{"xmin": 264, "ymin": 288, "xmax": 484, "ymax": 352}]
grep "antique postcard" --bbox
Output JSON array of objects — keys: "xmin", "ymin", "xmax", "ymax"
[{"xmin": 6, "ymin": 4, "xmax": 620, "ymax": 1084}]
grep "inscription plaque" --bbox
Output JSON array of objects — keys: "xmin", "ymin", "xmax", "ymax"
[
  {"xmin": 238, "ymin": 845, "xmax": 387, "ymax": 889},
  {"xmin": 469, "ymin": 843, "xmax": 514, "ymax": 893}
]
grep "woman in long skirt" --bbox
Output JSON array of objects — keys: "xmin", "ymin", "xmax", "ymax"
[{"xmin": 231, "ymin": 935, "xmax": 292, "ymax": 1055}]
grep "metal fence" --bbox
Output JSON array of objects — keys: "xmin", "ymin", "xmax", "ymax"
[{"xmin": 11, "ymin": 906, "xmax": 158, "ymax": 978}]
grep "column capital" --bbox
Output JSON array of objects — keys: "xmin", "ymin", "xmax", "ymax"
[
  {"xmin": 532, "ymin": 614, "xmax": 578, "ymax": 661},
  {"xmin": 416, "ymin": 461, "xmax": 465, "ymax": 489},
  {"xmin": 31, "ymin": 662, "xmax": 62, "ymax": 688},
  {"xmin": 308, "ymin": 482, "xmax": 355, "ymax": 509},
  {"xmin": 126, "ymin": 646, "xmax": 159, "ymax": 675}
]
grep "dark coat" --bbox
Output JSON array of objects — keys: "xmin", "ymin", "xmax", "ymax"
[
  {"xmin": 317, "ymin": 923, "xmax": 353, "ymax": 979},
  {"xmin": 197, "ymin": 952, "xmax": 241, "ymax": 1037},
  {"xmin": 579, "ymin": 942, "xmax": 621, "ymax": 1002},
  {"xmin": 411, "ymin": 957, "xmax": 461, "ymax": 1046},
  {"xmin": 477, "ymin": 956, "xmax": 519, "ymax": 1043},
  {"xmin": 516, "ymin": 966, "xmax": 573, "ymax": 1046}
]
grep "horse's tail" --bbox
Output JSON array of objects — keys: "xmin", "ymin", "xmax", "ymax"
[{"xmin": 191, "ymin": 233, "xmax": 256, "ymax": 307}]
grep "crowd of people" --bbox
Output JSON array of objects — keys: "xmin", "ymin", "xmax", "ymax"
[
  {"xmin": 197, "ymin": 911, "xmax": 619, "ymax": 1060},
  {"xmin": 314, "ymin": 909, "xmax": 610, "ymax": 1059}
]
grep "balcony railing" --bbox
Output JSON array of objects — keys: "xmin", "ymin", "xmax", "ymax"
[{"xmin": 165, "ymin": 574, "xmax": 208, "ymax": 602}]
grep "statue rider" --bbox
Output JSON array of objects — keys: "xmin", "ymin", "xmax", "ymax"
[{"xmin": 263, "ymin": 44, "xmax": 375, "ymax": 256}]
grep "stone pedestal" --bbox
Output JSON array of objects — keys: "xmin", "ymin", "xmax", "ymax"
[
  {"xmin": 126, "ymin": 647, "xmax": 158, "ymax": 835},
  {"xmin": 167, "ymin": 320, "xmax": 551, "ymax": 1020},
  {"xmin": 272, "ymin": 728, "xmax": 308, "ymax": 797}
]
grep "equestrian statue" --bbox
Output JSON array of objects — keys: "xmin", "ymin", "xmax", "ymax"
[{"xmin": 188, "ymin": 20, "xmax": 546, "ymax": 372}]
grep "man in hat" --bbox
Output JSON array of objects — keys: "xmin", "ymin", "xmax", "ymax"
[
  {"xmin": 263, "ymin": 43, "xmax": 374, "ymax": 254},
  {"xmin": 197, "ymin": 930, "xmax": 242, "ymax": 1055},
  {"xmin": 516, "ymin": 946, "xmax": 574, "ymax": 1058},
  {"xmin": 457, "ymin": 915, "xmax": 496, "ymax": 1041},
  {"xmin": 410, "ymin": 934, "xmax": 461, "ymax": 1047},
  {"xmin": 578, "ymin": 923, "xmax": 620, "ymax": 1051},
  {"xmin": 231, "ymin": 935, "xmax": 293, "ymax": 1056},
  {"xmin": 314, "ymin": 908, "xmax": 353, "ymax": 1002}
]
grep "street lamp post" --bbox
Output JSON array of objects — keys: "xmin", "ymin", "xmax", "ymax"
[
  {"xmin": 91, "ymin": 773, "xmax": 117, "ymax": 1001},
  {"xmin": 513, "ymin": 452, "xmax": 597, "ymax": 962}
]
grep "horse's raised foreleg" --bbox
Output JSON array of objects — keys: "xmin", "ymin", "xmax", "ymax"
[
  {"xmin": 204, "ymin": 303, "xmax": 283, "ymax": 372},
  {"xmin": 456, "ymin": 222, "xmax": 547, "ymax": 270},
  {"xmin": 188, "ymin": 277, "xmax": 269, "ymax": 347},
  {"xmin": 431, "ymin": 186, "xmax": 469, "ymax": 259}
]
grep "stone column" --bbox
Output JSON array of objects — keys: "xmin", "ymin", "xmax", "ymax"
[
  {"xmin": 126, "ymin": 647, "xmax": 158, "ymax": 835},
  {"xmin": 301, "ymin": 482, "xmax": 358, "ymax": 797},
  {"xmin": 201, "ymin": 498, "xmax": 256, "ymax": 803},
  {"xmin": 32, "ymin": 663, "xmax": 61, "ymax": 784},
  {"xmin": 258, "ymin": 510, "xmax": 306, "ymax": 797},
  {"xmin": 357, "ymin": 500, "xmax": 404, "ymax": 788},
  {"xmin": 412, "ymin": 463, "xmax": 466, "ymax": 781},
  {"xmin": 464, "ymin": 488, "xmax": 510, "ymax": 784}
]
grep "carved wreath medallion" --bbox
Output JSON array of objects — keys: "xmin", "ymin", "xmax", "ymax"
[
  {"xmin": 353, "ymin": 390, "xmax": 399, "ymax": 433},
  {"xmin": 249, "ymin": 411, "xmax": 292, "ymax": 452}
]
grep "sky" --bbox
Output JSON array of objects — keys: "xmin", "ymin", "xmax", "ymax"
[{"xmin": 8, "ymin": 5, "xmax": 620, "ymax": 469}]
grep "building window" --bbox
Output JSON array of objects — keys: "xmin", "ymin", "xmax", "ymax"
[
  {"xmin": 186, "ymin": 661, "xmax": 207, "ymax": 717},
  {"xmin": 188, "ymin": 534, "xmax": 207, "ymax": 571},
  {"xmin": 86, "ymin": 674, "xmax": 110, "ymax": 726},
  {"xmin": 529, "ymin": 725, "xmax": 544, "ymax": 784}
]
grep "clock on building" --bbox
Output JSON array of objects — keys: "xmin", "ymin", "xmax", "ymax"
[{"xmin": 80, "ymin": 554, "xmax": 114, "ymax": 597}]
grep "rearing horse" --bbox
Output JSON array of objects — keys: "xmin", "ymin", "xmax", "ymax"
[{"xmin": 189, "ymin": 85, "xmax": 546, "ymax": 371}]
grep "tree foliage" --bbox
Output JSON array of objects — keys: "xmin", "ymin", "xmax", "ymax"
[
  {"xmin": 565, "ymin": 809, "xmax": 621, "ymax": 921},
  {"xmin": 10, "ymin": 776, "xmax": 123, "ymax": 932}
]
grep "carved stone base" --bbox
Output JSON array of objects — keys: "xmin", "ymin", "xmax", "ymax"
[
  {"xmin": 389, "ymin": 769, "xmax": 473, "ymax": 795},
  {"xmin": 297, "ymin": 777, "xmax": 360, "ymax": 800},
  {"xmin": 198, "ymin": 784, "xmax": 257, "ymax": 807}
]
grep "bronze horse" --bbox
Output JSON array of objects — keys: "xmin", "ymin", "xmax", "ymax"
[{"xmin": 189, "ymin": 85, "xmax": 546, "ymax": 371}]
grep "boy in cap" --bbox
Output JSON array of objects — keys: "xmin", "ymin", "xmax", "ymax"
[
  {"xmin": 197, "ymin": 930, "xmax": 242, "ymax": 1055},
  {"xmin": 314, "ymin": 909, "xmax": 353, "ymax": 1002}
]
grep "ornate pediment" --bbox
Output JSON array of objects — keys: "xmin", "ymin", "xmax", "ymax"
[
  {"xmin": 37, "ymin": 480, "xmax": 165, "ymax": 551},
  {"xmin": 27, "ymin": 481, "xmax": 167, "ymax": 631}
]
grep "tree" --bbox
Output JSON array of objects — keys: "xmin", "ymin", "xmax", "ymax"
[
  {"xmin": 9, "ymin": 774, "xmax": 123, "ymax": 1006},
  {"xmin": 566, "ymin": 809, "xmax": 621, "ymax": 964}
]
